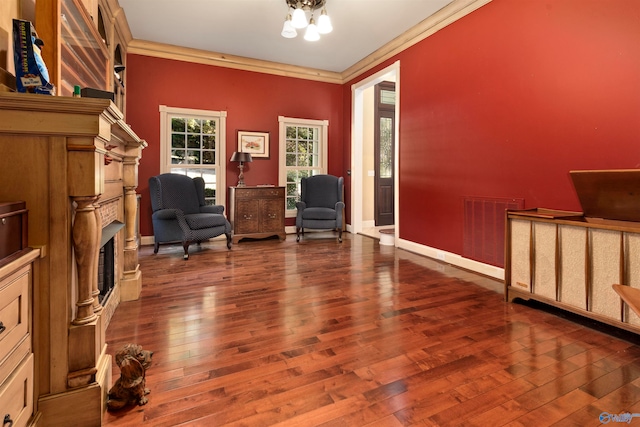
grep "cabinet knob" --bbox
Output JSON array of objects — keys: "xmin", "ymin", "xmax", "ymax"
[
  {"xmin": 1, "ymin": 218, "xmax": 5, "ymax": 225},
  {"xmin": 0, "ymin": 321, "xmax": 5, "ymax": 334},
  {"xmin": 4, "ymin": 414, "xmax": 14, "ymax": 427}
]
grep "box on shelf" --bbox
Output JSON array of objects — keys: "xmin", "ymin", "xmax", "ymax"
[
  {"xmin": 0, "ymin": 201, "xmax": 28, "ymax": 264},
  {"xmin": 80, "ymin": 87, "xmax": 114, "ymax": 101}
]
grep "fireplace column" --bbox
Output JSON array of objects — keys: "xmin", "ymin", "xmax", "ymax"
[
  {"xmin": 121, "ymin": 153, "xmax": 143, "ymax": 301},
  {"xmin": 71, "ymin": 196, "xmax": 100, "ymax": 325},
  {"xmin": 93, "ymin": 201, "xmax": 103, "ymax": 314},
  {"xmin": 68, "ymin": 194, "xmax": 104, "ymax": 388}
]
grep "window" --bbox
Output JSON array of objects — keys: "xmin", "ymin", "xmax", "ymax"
[
  {"xmin": 278, "ymin": 116, "xmax": 328, "ymax": 217},
  {"xmin": 159, "ymin": 106, "xmax": 227, "ymax": 206}
]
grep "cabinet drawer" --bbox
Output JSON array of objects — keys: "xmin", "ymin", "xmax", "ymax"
[
  {"xmin": 0, "ymin": 265, "xmax": 30, "ymax": 365},
  {"xmin": 234, "ymin": 187, "xmax": 284, "ymax": 199},
  {"xmin": 0, "ymin": 353, "xmax": 34, "ymax": 427}
]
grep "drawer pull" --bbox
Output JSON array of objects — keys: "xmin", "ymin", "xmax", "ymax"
[
  {"xmin": 0, "ymin": 321, "xmax": 5, "ymax": 334},
  {"xmin": 4, "ymin": 414, "xmax": 13, "ymax": 427},
  {"xmin": 243, "ymin": 215, "xmax": 253, "ymax": 220}
]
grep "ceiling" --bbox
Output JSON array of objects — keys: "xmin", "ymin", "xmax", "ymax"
[{"xmin": 117, "ymin": 0, "xmax": 454, "ymax": 73}]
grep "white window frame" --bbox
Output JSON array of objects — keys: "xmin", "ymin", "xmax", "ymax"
[
  {"xmin": 278, "ymin": 116, "xmax": 329, "ymax": 218},
  {"xmin": 159, "ymin": 105, "xmax": 227, "ymax": 207}
]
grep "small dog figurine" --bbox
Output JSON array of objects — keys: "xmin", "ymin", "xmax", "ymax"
[{"xmin": 107, "ymin": 344, "xmax": 153, "ymax": 411}]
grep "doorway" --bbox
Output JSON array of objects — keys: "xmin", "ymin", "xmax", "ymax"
[
  {"xmin": 374, "ymin": 81, "xmax": 396, "ymax": 227},
  {"xmin": 351, "ymin": 61, "xmax": 400, "ymax": 241}
]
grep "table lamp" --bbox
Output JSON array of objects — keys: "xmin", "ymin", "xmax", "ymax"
[{"xmin": 230, "ymin": 151, "xmax": 252, "ymax": 187}]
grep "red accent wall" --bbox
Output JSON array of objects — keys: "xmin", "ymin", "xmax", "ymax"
[
  {"xmin": 128, "ymin": 0, "xmax": 640, "ymax": 266},
  {"xmin": 345, "ymin": 0, "xmax": 640, "ymax": 261},
  {"xmin": 125, "ymin": 55, "xmax": 344, "ymax": 236}
]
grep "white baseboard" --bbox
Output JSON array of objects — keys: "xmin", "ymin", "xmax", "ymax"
[
  {"xmin": 398, "ymin": 238, "xmax": 505, "ymax": 280},
  {"xmin": 361, "ymin": 220, "xmax": 375, "ymax": 229},
  {"xmin": 141, "ymin": 230, "xmax": 504, "ymax": 280},
  {"xmin": 140, "ymin": 236, "xmax": 154, "ymax": 246}
]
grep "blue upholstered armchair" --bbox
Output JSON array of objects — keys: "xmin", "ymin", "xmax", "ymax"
[
  {"xmin": 149, "ymin": 173, "xmax": 232, "ymax": 259},
  {"xmin": 295, "ymin": 175, "xmax": 345, "ymax": 242}
]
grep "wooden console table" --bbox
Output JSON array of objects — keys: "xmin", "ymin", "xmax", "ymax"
[
  {"xmin": 229, "ymin": 187, "xmax": 286, "ymax": 243},
  {"xmin": 505, "ymin": 170, "xmax": 640, "ymax": 335},
  {"xmin": 506, "ymin": 208, "xmax": 640, "ymax": 335}
]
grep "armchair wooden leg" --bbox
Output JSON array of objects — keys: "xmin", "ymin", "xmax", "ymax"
[
  {"xmin": 338, "ymin": 228, "xmax": 342, "ymax": 243},
  {"xmin": 154, "ymin": 241, "xmax": 159, "ymax": 254},
  {"xmin": 296, "ymin": 227, "xmax": 301, "ymax": 242},
  {"xmin": 226, "ymin": 233, "xmax": 232, "ymax": 249},
  {"xmin": 182, "ymin": 241, "xmax": 190, "ymax": 260}
]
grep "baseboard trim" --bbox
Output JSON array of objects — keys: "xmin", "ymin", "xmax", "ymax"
[
  {"xmin": 398, "ymin": 238, "xmax": 505, "ymax": 280},
  {"xmin": 140, "ymin": 231, "xmax": 504, "ymax": 280}
]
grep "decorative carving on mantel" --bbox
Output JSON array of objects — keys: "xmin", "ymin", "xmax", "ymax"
[{"xmin": 105, "ymin": 143, "xmax": 118, "ymax": 165}]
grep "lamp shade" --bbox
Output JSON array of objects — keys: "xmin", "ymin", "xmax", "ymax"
[
  {"xmin": 304, "ymin": 18, "xmax": 320, "ymax": 41},
  {"xmin": 317, "ymin": 9, "xmax": 332, "ymax": 34},
  {"xmin": 291, "ymin": 6, "xmax": 308, "ymax": 29},
  {"xmin": 281, "ymin": 14, "xmax": 297, "ymax": 38},
  {"xmin": 230, "ymin": 152, "xmax": 253, "ymax": 163}
]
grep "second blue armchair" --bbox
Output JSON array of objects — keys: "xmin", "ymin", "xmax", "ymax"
[{"xmin": 295, "ymin": 174, "xmax": 345, "ymax": 242}]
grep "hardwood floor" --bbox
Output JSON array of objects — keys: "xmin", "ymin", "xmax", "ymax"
[{"xmin": 103, "ymin": 233, "xmax": 640, "ymax": 426}]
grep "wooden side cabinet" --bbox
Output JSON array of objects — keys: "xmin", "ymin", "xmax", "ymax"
[
  {"xmin": 0, "ymin": 248, "xmax": 39, "ymax": 427},
  {"xmin": 229, "ymin": 187, "xmax": 286, "ymax": 244}
]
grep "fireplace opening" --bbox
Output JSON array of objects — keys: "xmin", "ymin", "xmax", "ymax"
[
  {"xmin": 98, "ymin": 238, "xmax": 114, "ymax": 303},
  {"xmin": 98, "ymin": 221, "xmax": 124, "ymax": 304}
]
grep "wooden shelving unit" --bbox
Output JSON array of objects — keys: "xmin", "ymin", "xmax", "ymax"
[
  {"xmin": 59, "ymin": 0, "xmax": 109, "ymax": 96},
  {"xmin": 35, "ymin": 0, "xmax": 131, "ymax": 112}
]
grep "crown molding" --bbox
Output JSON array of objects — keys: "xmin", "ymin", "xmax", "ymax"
[
  {"xmin": 340, "ymin": 0, "xmax": 492, "ymax": 82},
  {"xmin": 126, "ymin": 0, "xmax": 491, "ymax": 85},
  {"xmin": 127, "ymin": 39, "xmax": 344, "ymax": 84},
  {"xmin": 101, "ymin": 0, "xmax": 133, "ymax": 44}
]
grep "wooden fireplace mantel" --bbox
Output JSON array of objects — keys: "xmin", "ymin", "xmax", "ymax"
[{"xmin": 0, "ymin": 91, "xmax": 146, "ymax": 426}]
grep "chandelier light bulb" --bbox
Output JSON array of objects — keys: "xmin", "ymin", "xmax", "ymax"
[
  {"xmin": 317, "ymin": 8, "xmax": 332, "ymax": 34},
  {"xmin": 281, "ymin": 14, "xmax": 297, "ymax": 38},
  {"xmin": 304, "ymin": 17, "xmax": 320, "ymax": 41},
  {"xmin": 291, "ymin": 4, "xmax": 308, "ymax": 29}
]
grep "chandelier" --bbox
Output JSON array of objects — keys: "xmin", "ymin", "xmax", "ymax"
[{"xmin": 281, "ymin": 0, "xmax": 333, "ymax": 41}]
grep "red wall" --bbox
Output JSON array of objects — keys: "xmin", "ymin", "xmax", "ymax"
[
  {"xmin": 128, "ymin": 0, "xmax": 640, "ymax": 266},
  {"xmin": 125, "ymin": 56, "xmax": 344, "ymax": 236},
  {"xmin": 345, "ymin": 0, "xmax": 640, "ymax": 261}
]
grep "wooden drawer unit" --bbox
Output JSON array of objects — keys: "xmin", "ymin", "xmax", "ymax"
[
  {"xmin": 229, "ymin": 187, "xmax": 286, "ymax": 243},
  {"xmin": 0, "ymin": 354, "xmax": 34, "ymax": 427},
  {"xmin": 0, "ymin": 264, "xmax": 30, "ymax": 374},
  {"xmin": 0, "ymin": 249, "xmax": 38, "ymax": 427}
]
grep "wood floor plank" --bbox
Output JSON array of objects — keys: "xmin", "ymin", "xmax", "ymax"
[{"xmin": 103, "ymin": 234, "xmax": 640, "ymax": 426}]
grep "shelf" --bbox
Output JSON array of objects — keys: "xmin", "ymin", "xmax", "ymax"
[{"xmin": 59, "ymin": 0, "xmax": 109, "ymax": 96}]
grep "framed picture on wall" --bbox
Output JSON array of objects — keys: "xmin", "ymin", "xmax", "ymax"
[{"xmin": 237, "ymin": 130, "xmax": 269, "ymax": 158}]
